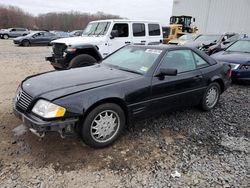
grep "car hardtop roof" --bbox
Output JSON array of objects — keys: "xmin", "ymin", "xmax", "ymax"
[{"xmin": 90, "ymin": 19, "xmax": 160, "ymax": 24}]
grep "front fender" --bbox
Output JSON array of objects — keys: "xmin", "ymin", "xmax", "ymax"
[{"xmin": 52, "ymin": 85, "xmax": 125, "ymax": 116}]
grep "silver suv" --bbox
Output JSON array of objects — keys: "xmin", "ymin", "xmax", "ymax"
[{"xmin": 0, "ymin": 28, "xmax": 30, "ymax": 39}]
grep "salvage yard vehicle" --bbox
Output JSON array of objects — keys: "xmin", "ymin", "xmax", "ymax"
[
  {"xmin": 46, "ymin": 19, "xmax": 163, "ymax": 70},
  {"xmin": 212, "ymin": 38, "xmax": 250, "ymax": 83},
  {"xmin": 69, "ymin": 30, "xmax": 83, "ymax": 37},
  {"xmin": 186, "ymin": 33, "xmax": 238, "ymax": 55},
  {"xmin": 162, "ymin": 15, "xmax": 198, "ymax": 44},
  {"xmin": 0, "ymin": 28, "xmax": 29, "ymax": 39},
  {"xmin": 13, "ymin": 31, "xmax": 59, "ymax": 46},
  {"xmin": 13, "ymin": 45, "xmax": 231, "ymax": 148}
]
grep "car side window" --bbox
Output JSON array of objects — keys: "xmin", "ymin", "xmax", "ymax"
[
  {"xmin": 160, "ymin": 50, "xmax": 196, "ymax": 73},
  {"xmin": 148, "ymin": 24, "xmax": 160, "ymax": 36},
  {"xmin": 133, "ymin": 23, "xmax": 145, "ymax": 37},
  {"xmin": 112, "ymin": 23, "xmax": 129, "ymax": 37},
  {"xmin": 44, "ymin": 32, "xmax": 52, "ymax": 37},
  {"xmin": 193, "ymin": 52, "xmax": 209, "ymax": 68}
]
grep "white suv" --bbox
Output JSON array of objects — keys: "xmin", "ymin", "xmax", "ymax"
[{"xmin": 46, "ymin": 19, "xmax": 163, "ymax": 69}]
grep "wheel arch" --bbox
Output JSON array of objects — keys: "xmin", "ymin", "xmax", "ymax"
[
  {"xmin": 82, "ymin": 97, "xmax": 129, "ymax": 125},
  {"xmin": 75, "ymin": 45, "xmax": 102, "ymax": 62},
  {"xmin": 210, "ymin": 76, "xmax": 225, "ymax": 93}
]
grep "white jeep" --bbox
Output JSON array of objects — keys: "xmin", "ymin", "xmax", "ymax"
[{"xmin": 46, "ymin": 19, "xmax": 163, "ymax": 69}]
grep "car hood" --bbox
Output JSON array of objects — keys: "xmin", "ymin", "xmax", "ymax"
[
  {"xmin": 14, "ymin": 35, "xmax": 29, "ymax": 41},
  {"xmin": 22, "ymin": 65, "xmax": 140, "ymax": 100},
  {"xmin": 51, "ymin": 36, "xmax": 107, "ymax": 46},
  {"xmin": 211, "ymin": 51, "xmax": 250, "ymax": 64}
]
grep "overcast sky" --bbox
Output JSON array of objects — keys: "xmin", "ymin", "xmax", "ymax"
[{"xmin": 2, "ymin": 0, "xmax": 173, "ymax": 25}]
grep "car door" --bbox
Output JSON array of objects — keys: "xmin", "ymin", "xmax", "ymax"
[
  {"xmin": 10, "ymin": 28, "xmax": 17, "ymax": 37},
  {"xmin": 131, "ymin": 23, "xmax": 147, "ymax": 45},
  {"xmin": 108, "ymin": 23, "xmax": 131, "ymax": 54},
  {"xmin": 151, "ymin": 49, "xmax": 205, "ymax": 112},
  {"xmin": 32, "ymin": 32, "xmax": 44, "ymax": 44},
  {"xmin": 43, "ymin": 32, "xmax": 54, "ymax": 44}
]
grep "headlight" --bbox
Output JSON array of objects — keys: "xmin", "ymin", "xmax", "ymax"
[
  {"xmin": 230, "ymin": 64, "xmax": 240, "ymax": 70},
  {"xmin": 65, "ymin": 48, "xmax": 76, "ymax": 53},
  {"xmin": 32, "ymin": 99, "xmax": 66, "ymax": 118}
]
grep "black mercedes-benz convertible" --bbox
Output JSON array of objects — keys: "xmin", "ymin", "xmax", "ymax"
[{"xmin": 13, "ymin": 45, "xmax": 231, "ymax": 148}]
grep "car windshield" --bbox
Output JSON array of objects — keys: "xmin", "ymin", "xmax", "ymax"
[
  {"xmin": 82, "ymin": 22, "xmax": 111, "ymax": 36},
  {"xmin": 102, "ymin": 46, "xmax": 162, "ymax": 74},
  {"xmin": 226, "ymin": 40, "xmax": 250, "ymax": 53},
  {"xmin": 195, "ymin": 35, "xmax": 221, "ymax": 42}
]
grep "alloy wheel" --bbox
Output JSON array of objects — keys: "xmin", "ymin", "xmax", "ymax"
[
  {"xmin": 205, "ymin": 86, "xmax": 219, "ymax": 108},
  {"xmin": 90, "ymin": 110, "xmax": 120, "ymax": 143}
]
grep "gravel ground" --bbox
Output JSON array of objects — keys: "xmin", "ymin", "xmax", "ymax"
[{"xmin": 0, "ymin": 39, "xmax": 249, "ymax": 187}]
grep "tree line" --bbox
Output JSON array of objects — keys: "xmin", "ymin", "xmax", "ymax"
[{"xmin": 0, "ymin": 5, "xmax": 122, "ymax": 31}]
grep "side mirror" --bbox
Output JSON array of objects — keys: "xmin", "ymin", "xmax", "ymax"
[
  {"xmin": 155, "ymin": 68, "xmax": 178, "ymax": 78},
  {"xmin": 110, "ymin": 30, "xmax": 119, "ymax": 39},
  {"xmin": 193, "ymin": 18, "xmax": 196, "ymax": 22}
]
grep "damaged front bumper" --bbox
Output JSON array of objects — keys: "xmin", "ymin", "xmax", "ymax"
[
  {"xmin": 45, "ymin": 55, "xmax": 67, "ymax": 69},
  {"xmin": 13, "ymin": 106, "xmax": 79, "ymax": 138}
]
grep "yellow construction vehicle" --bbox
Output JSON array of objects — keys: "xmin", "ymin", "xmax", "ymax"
[{"xmin": 162, "ymin": 15, "xmax": 198, "ymax": 44}]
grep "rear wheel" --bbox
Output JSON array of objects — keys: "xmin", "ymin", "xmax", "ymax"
[
  {"xmin": 68, "ymin": 54, "xmax": 97, "ymax": 69},
  {"xmin": 22, "ymin": 40, "xmax": 30, "ymax": 47},
  {"xmin": 3, "ymin": 34, "xmax": 8, "ymax": 39},
  {"xmin": 201, "ymin": 82, "xmax": 221, "ymax": 111},
  {"xmin": 80, "ymin": 103, "xmax": 125, "ymax": 148}
]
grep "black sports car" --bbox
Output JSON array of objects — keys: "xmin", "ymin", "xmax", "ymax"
[
  {"xmin": 212, "ymin": 38, "xmax": 250, "ymax": 83},
  {"xmin": 13, "ymin": 45, "xmax": 231, "ymax": 148},
  {"xmin": 13, "ymin": 31, "xmax": 58, "ymax": 46}
]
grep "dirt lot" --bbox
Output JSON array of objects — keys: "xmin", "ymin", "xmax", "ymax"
[{"xmin": 0, "ymin": 39, "xmax": 249, "ymax": 188}]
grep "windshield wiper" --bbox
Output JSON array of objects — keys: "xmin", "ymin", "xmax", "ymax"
[
  {"xmin": 117, "ymin": 67, "xmax": 143, "ymax": 75},
  {"xmin": 105, "ymin": 64, "xmax": 143, "ymax": 75}
]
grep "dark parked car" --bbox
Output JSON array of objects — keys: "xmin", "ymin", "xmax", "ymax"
[
  {"xmin": 13, "ymin": 45, "xmax": 231, "ymax": 148},
  {"xmin": 13, "ymin": 31, "xmax": 58, "ymax": 46},
  {"xmin": 186, "ymin": 33, "xmax": 239, "ymax": 55},
  {"xmin": 0, "ymin": 28, "xmax": 29, "ymax": 39},
  {"xmin": 212, "ymin": 38, "xmax": 250, "ymax": 83},
  {"xmin": 69, "ymin": 30, "xmax": 83, "ymax": 37}
]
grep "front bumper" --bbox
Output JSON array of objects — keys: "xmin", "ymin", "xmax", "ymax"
[
  {"xmin": 45, "ymin": 55, "xmax": 67, "ymax": 69},
  {"xmin": 13, "ymin": 40, "xmax": 21, "ymax": 45},
  {"xmin": 13, "ymin": 105, "xmax": 79, "ymax": 137}
]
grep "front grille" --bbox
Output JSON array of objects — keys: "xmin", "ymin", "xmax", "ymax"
[
  {"xmin": 53, "ymin": 43, "xmax": 67, "ymax": 57},
  {"xmin": 16, "ymin": 90, "xmax": 33, "ymax": 111}
]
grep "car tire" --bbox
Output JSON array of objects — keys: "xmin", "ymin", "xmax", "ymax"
[
  {"xmin": 201, "ymin": 82, "xmax": 221, "ymax": 111},
  {"xmin": 80, "ymin": 103, "xmax": 125, "ymax": 148},
  {"xmin": 3, "ymin": 34, "xmax": 9, "ymax": 39},
  {"xmin": 68, "ymin": 54, "xmax": 97, "ymax": 69},
  {"xmin": 22, "ymin": 40, "xmax": 30, "ymax": 47}
]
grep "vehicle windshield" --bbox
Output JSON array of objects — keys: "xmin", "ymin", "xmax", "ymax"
[
  {"xmin": 195, "ymin": 35, "xmax": 221, "ymax": 42},
  {"xmin": 82, "ymin": 22, "xmax": 111, "ymax": 36},
  {"xmin": 102, "ymin": 46, "xmax": 162, "ymax": 74},
  {"xmin": 226, "ymin": 40, "xmax": 250, "ymax": 53}
]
